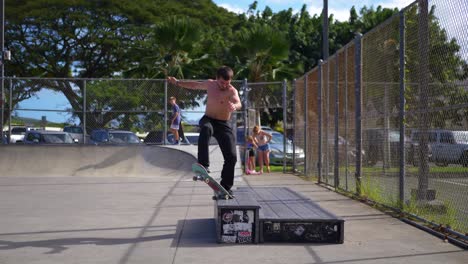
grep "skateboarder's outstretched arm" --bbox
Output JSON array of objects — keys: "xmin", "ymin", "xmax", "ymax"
[{"xmin": 167, "ymin": 77, "xmax": 209, "ymax": 90}]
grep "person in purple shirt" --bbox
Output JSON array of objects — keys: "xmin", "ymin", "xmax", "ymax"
[{"xmin": 169, "ymin": 96, "xmax": 181, "ymax": 144}]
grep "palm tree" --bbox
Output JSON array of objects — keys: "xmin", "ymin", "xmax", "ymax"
[
  {"xmin": 126, "ymin": 16, "xmax": 212, "ymax": 80},
  {"xmin": 231, "ymin": 24, "xmax": 292, "ymax": 82},
  {"xmin": 230, "ymin": 23, "xmax": 299, "ymax": 127}
]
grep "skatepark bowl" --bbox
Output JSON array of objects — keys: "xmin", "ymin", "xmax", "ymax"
[{"xmin": 0, "ymin": 145, "xmax": 467, "ymax": 264}]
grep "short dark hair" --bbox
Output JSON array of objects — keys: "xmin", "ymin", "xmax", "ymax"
[{"xmin": 216, "ymin": 66, "xmax": 234, "ymax": 80}]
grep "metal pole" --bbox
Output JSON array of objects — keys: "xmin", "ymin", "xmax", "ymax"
[
  {"xmin": 0, "ymin": 0, "xmax": 4, "ymax": 143},
  {"xmin": 344, "ymin": 48, "xmax": 349, "ymax": 191},
  {"xmin": 399, "ymin": 10, "xmax": 406, "ymax": 206},
  {"xmin": 1, "ymin": 77, "xmax": 3, "ymax": 144},
  {"xmin": 334, "ymin": 56, "xmax": 340, "ymax": 189},
  {"xmin": 243, "ymin": 78, "xmax": 248, "ymax": 135},
  {"xmin": 325, "ymin": 61, "xmax": 330, "ymax": 184},
  {"xmin": 8, "ymin": 78, "xmax": 11, "ymax": 143},
  {"xmin": 318, "ymin": 60, "xmax": 323, "ymax": 183},
  {"xmin": 323, "ymin": 0, "xmax": 329, "ymax": 60},
  {"xmin": 243, "ymin": 78, "xmax": 249, "ymax": 168},
  {"xmin": 163, "ymin": 80, "xmax": 168, "ymax": 145},
  {"xmin": 417, "ymin": 0, "xmax": 429, "ymax": 201},
  {"xmin": 82, "ymin": 80, "xmax": 87, "ymax": 144},
  {"xmin": 292, "ymin": 79, "xmax": 296, "ymax": 172},
  {"xmin": 304, "ymin": 74, "xmax": 308, "ymax": 177},
  {"xmin": 282, "ymin": 79, "xmax": 287, "ymax": 173},
  {"xmin": 354, "ymin": 33, "xmax": 363, "ymax": 195}
]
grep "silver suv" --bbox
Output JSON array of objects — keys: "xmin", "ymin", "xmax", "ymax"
[{"xmin": 409, "ymin": 129, "xmax": 468, "ymax": 167}]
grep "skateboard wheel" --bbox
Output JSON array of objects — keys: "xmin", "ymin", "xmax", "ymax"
[
  {"xmin": 204, "ymin": 178, "xmax": 210, "ymax": 184},
  {"xmin": 192, "ymin": 176, "xmax": 198, "ymax": 181}
]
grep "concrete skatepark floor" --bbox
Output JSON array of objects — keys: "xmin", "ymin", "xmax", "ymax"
[{"xmin": 0, "ymin": 145, "xmax": 466, "ymax": 264}]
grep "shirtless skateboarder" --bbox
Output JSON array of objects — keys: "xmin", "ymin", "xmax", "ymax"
[{"xmin": 167, "ymin": 66, "xmax": 242, "ymax": 194}]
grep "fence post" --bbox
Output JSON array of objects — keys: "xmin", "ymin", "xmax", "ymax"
[
  {"xmin": 318, "ymin": 60, "xmax": 323, "ymax": 183},
  {"xmin": 399, "ymin": 10, "xmax": 406, "ymax": 206},
  {"xmin": 282, "ymin": 79, "xmax": 287, "ymax": 173},
  {"xmin": 354, "ymin": 33, "xmax": 363, "ymax": 195},
  {"xmin": 292, "ymin": 79, "xmax": 297, "ymax": 172},
  {"xmin": 163, "ymin": 79, "xmax": 168, "ymax": 145},
  {"xmin": 8, "ymin": 78, "xmax": 11, "ymax": 142},
  {"xmin": 344, "ymin": 48, "xmax": 349, "ymax": 191},
  {"xmin": 242, "ymin": 79, "xmax": 250, "ymax": 138},
  {"xmin": 417, "ymin": 0, "xmax": 430, "ymax": 201},
  {"xmin": 1, "ymin": 77, "xmax": 3, "ymax": 144},
  {"xmin": 82, "ymin": 80, "xmax": 87, "ymax": 144},
  {"xmin": 304, "ymin": 74, "xmax": 308, "ymax": 177},
  {"xmin": 0, "ymin": 1, "xmax": 4, "ymax": 144},
  {"xmin": 334, "ymin": 55, "xmax": 340, "ymax": 189}
]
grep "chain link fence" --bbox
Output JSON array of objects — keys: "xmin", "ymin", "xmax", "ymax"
[
  {"xmin": 1, "ymin": 78, "xmax": 293, "ymax": 171},
  {"xmin": 293, "ymin": 0, "xmax": 468, "ymax": 235},
  {"xmin": 0, "ymin": 78, "xmax": 247, "ymax": 144}
]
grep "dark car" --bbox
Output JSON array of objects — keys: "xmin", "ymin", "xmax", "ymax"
[
  {"xmin": 89, "ymin": 129, "xmax": 141, "ymax": 144},
  {"xmin": 23, "ymin": 130, "xmax": 78, "ymax": 144},
  {"xmin": 144, "ymin": 131, "xmax": 166, "ymax": 144},
  {"xmin": 2, "ymin": 132, "xmax": 8, "ymax": 144},
  {"xmin": 363, "ymin": 128, "xmax": 409, "ymax": 166},
  {"xmin": 167, "ymin": 132, "xmax": 217, "ymax": 145}
]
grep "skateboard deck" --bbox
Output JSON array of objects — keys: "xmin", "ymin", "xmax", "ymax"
[{"xmin": 192, "ymin": 163, "xmax": 234, "ymax": 200}]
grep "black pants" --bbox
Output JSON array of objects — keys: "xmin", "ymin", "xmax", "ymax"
[
  {"xmin": 178, "ymin": 120, "xmax": 185, "ymax": 142},
  {"xmin": 198, "ymin": 115, "xmax": 237, "ymax": 191}
]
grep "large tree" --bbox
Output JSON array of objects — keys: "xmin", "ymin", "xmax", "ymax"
[{"xmin": 5, "ymin": 0, "xmax": 157, "ymax": 128}]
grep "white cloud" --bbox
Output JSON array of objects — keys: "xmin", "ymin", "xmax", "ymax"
[
  {"xmin": 217, "ymin": 3, "xmax": 246, "ymax": 14},
  {"xmin": 306, "ymin": 0, "xmax": 415, "ymax": 22},
  {"xmin": 306, "ymin": 4, "xmax": 351, "ymax": 22},
  {"xmin": 376, "ymin": 0, "xmax": 413, "ymax": 9}
]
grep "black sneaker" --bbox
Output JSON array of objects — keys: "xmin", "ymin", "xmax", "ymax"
[{"xmin": 212, "ymin": 193, "xmax": 234, "ymax": 200}]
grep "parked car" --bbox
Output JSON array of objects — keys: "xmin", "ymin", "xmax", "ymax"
[
  {"xmin": 2, "ymin": 132, "xmax": 8, "ymax": 144},
  {"xmin": 63, "ymin": 126, "xmax": 85, "ymax": 143},
  {"xmin": 9, "ymin": 126, "xmax": 39, "ymax": 143},
  {"xmin": 23, "ymin": 130, "xmax": 78, "ymax": 144},
  {"xmin": 409, "ymin": 129, "xmax": 468, "ymax": 167},
  {"xmin": 167, "ymin": 132, "xmax": 218, "ymax": 145},
  {"xmin": 363, "ymin": 128, "xmax": 409, "ymax": 166},
  {"xmin": 325, "ymin": 134, "xmax": 364, "ymax": 164},
  {"xmin": 236, "ymin": 127, "xmax": 305, "ymax": 165},
  {"xmin": 144, "ymin": 131, "xmax": 166, "ymax": 144},
  {"xmin": 89, "ymin": 129, "xmax": 141, "ymax": 145}
]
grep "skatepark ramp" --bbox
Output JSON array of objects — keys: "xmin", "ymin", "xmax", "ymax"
[{"xmin": 0, "ymin": 145, "xmax": 195, "ymax": 177}]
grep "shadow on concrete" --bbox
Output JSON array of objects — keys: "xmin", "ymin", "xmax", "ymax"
[
  {"xmin": 171, "ymin": 218, "xmax": 218, "ymax": 248},
  {"xmin": 0, "ymin": 225, "xmax": 176, "ymax": 237},
  {"xmin": 0, "ymin": 234, "xmax": 176, "ymax": 255}
]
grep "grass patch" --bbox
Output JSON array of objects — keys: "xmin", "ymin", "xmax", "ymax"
[
  {"xmin": 403, "ymin": 196, "xmax": 464, "ymax": 233},
  {"xmin": 359, "ymin": 166, "xmax": 468, "ymax": 174},
  {"xmin": 248, "ymin": 165, "xmax": 294, "ymax": 173},
  {"xmin": 427, "ymin": 166, "xmax": 468, "ymax": 174}
]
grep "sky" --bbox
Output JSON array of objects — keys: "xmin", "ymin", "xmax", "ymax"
[{"xmin": 213, "ymin": 0, "xmax": 416, "ymax": 22}]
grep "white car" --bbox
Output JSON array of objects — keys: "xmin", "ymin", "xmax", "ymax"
[{"xmin": 9, "ymin": 126, "xmax": 39, "ymax": 143}]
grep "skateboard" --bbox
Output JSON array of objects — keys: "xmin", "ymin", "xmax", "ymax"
[{"xmin": 192, "ymin": 163, "xmax": 234, "ymax": 200}]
